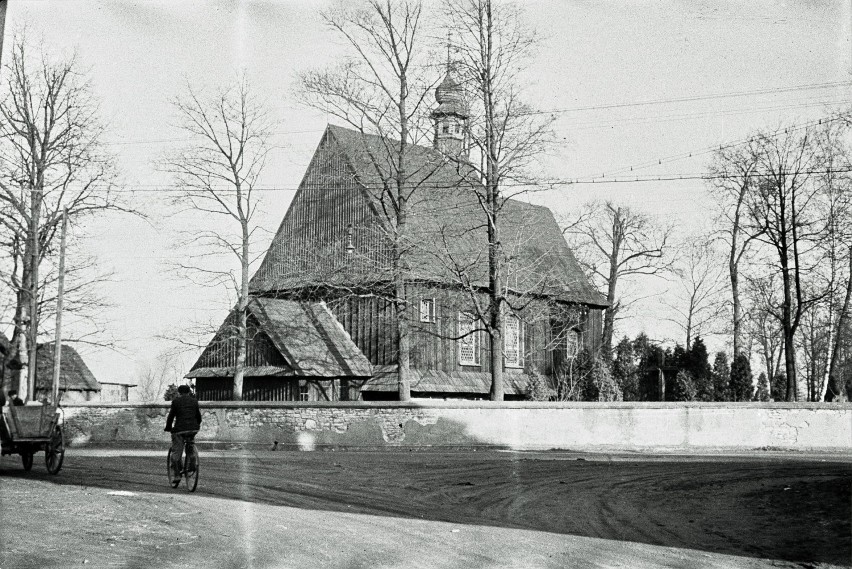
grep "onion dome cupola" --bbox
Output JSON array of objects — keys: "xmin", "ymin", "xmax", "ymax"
[{"xmin": 430, "ymin": 64, "xmax": 470, "ymax": 158}]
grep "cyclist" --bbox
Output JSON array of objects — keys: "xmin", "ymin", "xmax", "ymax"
[{"xmin": 164, "ymin": 385, "xmax": 201, "ymax": 483}]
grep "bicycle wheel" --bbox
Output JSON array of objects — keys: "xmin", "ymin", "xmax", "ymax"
[
  {"xmin": 166, "ymin": 448, "xmax": 180, "ymax": 488},
  {"xmin": 184, "ymin": 445, "xmax": 198, "ymax": 492}
]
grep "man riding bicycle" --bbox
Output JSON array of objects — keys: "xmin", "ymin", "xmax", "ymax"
[{"xmin": 164, "ymin": 385, "xmax": 202, "ymax": 483}]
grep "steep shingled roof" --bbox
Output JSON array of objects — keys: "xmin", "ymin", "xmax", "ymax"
[
  {"xmin": 35, "ymin": 344, "xmax": 100, "ymax": 392},
  {"xmin": 186, "ymin": 298, "xmax": 372, "ymax": 379},
  {"xmin": 252, "ymin": 298, "xmax": 372, "ymax": 377},
  {"xmin": 251, "ymin": 124, "xmax": 606, "ymax": 308}
]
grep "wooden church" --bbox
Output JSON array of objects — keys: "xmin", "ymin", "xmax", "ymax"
[{"xmin": 187, "ymin": 67, "xmax": 607, "ymax": 401}]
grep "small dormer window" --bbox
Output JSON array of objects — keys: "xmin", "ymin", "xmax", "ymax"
[
  {"xmin": 442, "ymin": 123, "xmax": 450, "ymax": 134},
  {"xmin": 420, "ymin": 298, "xmax": 436, "ymax": 323}
]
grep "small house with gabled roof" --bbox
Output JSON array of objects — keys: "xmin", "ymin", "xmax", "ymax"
[
  {"xmin": 35, "ymin": 344, "xmax": 101, "ymax": 403},
  {"xmin": 188, "ymin": 66, "xmax": 606, "ymax": 401}
]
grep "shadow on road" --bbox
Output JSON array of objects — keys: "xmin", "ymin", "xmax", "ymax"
[{"xmin": 2, "ymin": 449, "xmax": 849, "ymax": 566}]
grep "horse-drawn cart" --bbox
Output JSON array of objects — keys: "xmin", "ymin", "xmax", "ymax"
[{"xmin": 0, "ymin": 403, "xmax": 65, "ymax": 474}]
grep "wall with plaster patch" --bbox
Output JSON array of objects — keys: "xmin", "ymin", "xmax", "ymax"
[{"xmin": 58, "ymin": 401, "xmax": 852, "ymax": 452}]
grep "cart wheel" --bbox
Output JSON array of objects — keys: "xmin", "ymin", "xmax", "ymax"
[
  {"xmin": 45, "ymin": 425, "xmax": 65, "ymax": 475},
  {"xmin": 166, "ymin": 449, "xmax": 180, "ymax": 488},
  {"xmin": 21, "ymin": 452, "xmax": 33, "ymax": 471}
]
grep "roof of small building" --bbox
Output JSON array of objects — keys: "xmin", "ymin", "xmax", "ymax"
[
  {"xmin": 99, "ymin": 379, "xmax": 138, "ymax": 387},
  {"xmin": 252, "ymin": 124, "xmax": 606, "ymax": 308},
  {"xmin": 35, "ymin": 344, "xmax": 100, "ymax": 392}
]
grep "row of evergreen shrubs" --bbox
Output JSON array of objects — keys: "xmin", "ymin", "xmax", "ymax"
[{"xmin": 527, "ymin": 334, "xmax": 785, "ymax": 402}]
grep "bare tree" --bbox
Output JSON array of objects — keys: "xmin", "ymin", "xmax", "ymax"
[
  {"xmin": 565, "ymin": 201, "xmax": 673, "ymax": 356},
  {"xmin": 443, "ymin": 0, "xmax": 554, "ymax": 400},
  {"xmin": 299, "ymin": 0, "xmax": 434, "ymax": 401},
  {"xmin": 135, "ymin": 349, "xmax": 185, "ymax": 402},
  {"xmin": 0, "ymin": 38, "xmax": 126, "ymax": 400},
  {"xmin": 743, "ymin": 126, "xmax": 829, "ymax": 401},
  {"xmin": 813, "ymin": 123, "xmax": 852, "ymax": 402},
  {"xmin": 163, "ymin": 77, "xmax": 273, "ymax": 400},
  {"xmin": 709, "ymin": 138, "xmax": 764, "ymax": 358},
  {"xmin": 744, "ymin": 272, "xmax": 784, "ymax": 393},
  {"xmin": 662, "ymin": 237, "xmax": 727, "ymax": 348}
]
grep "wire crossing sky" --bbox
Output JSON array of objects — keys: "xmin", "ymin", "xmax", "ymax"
[{"xmin": 1, "ymin": 0, "xmax": 848, "ymax": 383}]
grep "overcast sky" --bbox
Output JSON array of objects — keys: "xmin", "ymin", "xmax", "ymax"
[{"xmin": 3, "ymin": 0, "xmax": 849, "ymax": 384}]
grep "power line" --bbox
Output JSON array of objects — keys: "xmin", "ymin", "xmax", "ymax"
[
  {"xmin": 577, "ymin": 111, "xmax": 849, "ymax": 181},
  {"xmin": 100, "ymin": 81, "xmax": 850, "ymax": 146},
  {"xmin": 521, "ymin": 80, "xmax": 852, "ymax": 116}
]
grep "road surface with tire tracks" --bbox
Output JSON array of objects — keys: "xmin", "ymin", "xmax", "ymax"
[{"xmin": 1, "ymin": 449, "xmax": 849, "ymax": 568}]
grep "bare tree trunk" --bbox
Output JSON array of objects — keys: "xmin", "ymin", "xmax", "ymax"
[
  {"xmin": 601, "ymin": 210, "xmax": 622, "ymax": 356},
  {"xmin": 731, "ymin": 255, "xmax": 742, "ymax": 357},
  {"xmin": 825, "ymin": 248, "xmax": 852, "ymax": 401},
  {"xmin": 233, "ymin": 215, "xmax": 250, "ymax": 400},
  {"xmin": 780, "ymin": 259, "xmax": 798, "ymax": 401},
  {"xmin": 482, "ymin": 0, "xmax": 503, "ymax": 401}
]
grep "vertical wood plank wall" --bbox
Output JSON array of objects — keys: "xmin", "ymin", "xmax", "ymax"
[{"xmin": 327, "ymin": 284, "xmax": 599, "ymax": 377}]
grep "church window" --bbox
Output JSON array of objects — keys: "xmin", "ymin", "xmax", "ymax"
[
  {"xmin": 504, "ymin": 314, "xmax": 523, "ymax": 368},
  {"xmin": 458, "ymin": 312, "xmax": 480, "ymax": 366},
  {"xmin": 420, "ymin": 298, "xmax": 436, "ymax": 323},
  {"xmin": 299, "ymin": 381, "xmax": 310, "ymax": 401},
  {"xmin": 442, "ymin": 122, "xmax": 450, "ymax": 134},
  {"xmin": 566, "ymin": 329, "xmax": 581, "ymax": 359}
]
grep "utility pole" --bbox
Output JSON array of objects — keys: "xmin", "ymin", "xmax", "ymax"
[
  {"xmin": 26, "ymin": 182, "xmax": 41, "ymax": 402},
  {"xmin": 0, "ymin": 1, "xmax": 7, "ymax": 67},
  {"xmin": 52, "ymin": 209, "xmax": 67, "ymax": 404}
]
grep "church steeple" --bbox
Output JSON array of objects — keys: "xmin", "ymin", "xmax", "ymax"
[{"xmin": 430, "ymin": 59, "xmax": 470, "ymax": 157}]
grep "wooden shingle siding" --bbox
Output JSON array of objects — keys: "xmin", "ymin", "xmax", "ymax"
[
  {"xmin": 328, "ymin": 295, "xmax": 397, "ymax": 365},
  {"xmin": 252, "ymin": 131, "xmax": 388, "ymax": 289},
  {"xmin": 194, "ymin": 314, "xmax": 287, "ymax": 371},
  {"xmin": 325, "ymin": 283, "xmax": 594, "ymax": 378}
]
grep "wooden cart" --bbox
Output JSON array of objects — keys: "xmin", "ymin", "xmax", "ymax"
[{"xmin": 0, "ymin": 403, "xmax": 65, "ymax": 474}]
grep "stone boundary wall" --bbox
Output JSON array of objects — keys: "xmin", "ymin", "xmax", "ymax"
[{"xmin": 58, "ymin": 401, "xmax": 852, "ymax": 452}]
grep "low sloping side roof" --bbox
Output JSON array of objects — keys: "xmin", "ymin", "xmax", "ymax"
[
  {"xmin": 250, "ymin": 298, "xmax": 372, "ymax": 378},
  {"xmin": 35, "ymin": 344, "xmax": 100, "ymax": 392},
  {"xmin": 362, "ymin": 367, "xmax": 529, "ymax": 396}
]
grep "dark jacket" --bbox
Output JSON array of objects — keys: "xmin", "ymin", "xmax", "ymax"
[{"xmin": 165, "ymin": 394, "xmax": 202, "ymax": 433}]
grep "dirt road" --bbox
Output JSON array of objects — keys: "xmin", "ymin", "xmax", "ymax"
[{"xmin": 0, "ymin": 449, "xmax": 849, "ymax": 568}]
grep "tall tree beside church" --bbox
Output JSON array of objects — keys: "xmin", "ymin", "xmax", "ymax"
[
  {"xmin": 0, "ymin": 38, "xmax": 124, "ymax": 400},
  {"xmin": 565, "ymin": 201, "xmax": 673, "ymax": 356},
  {"xmin": 164, "ymin": 77, "xmax": 272, "ymax": 400},
  {"xmin": 300, "ymin": 0, "xmax": 433, "ymax": 401},
  {"xmin": 743, "ymin": 126, "xmax": 831, "ymax": 401},
  {"xmin": 443, "ymin": 0, "xmax": 553, "ymax": 400},
  {"xmin": 709, "ymin": 138, "xmax": 762, "ymax": 359}
]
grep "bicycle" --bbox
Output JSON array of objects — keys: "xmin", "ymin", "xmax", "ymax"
[{"xmin": 167, "ymin": 430, "xmax": 199, "ymax": 492}]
